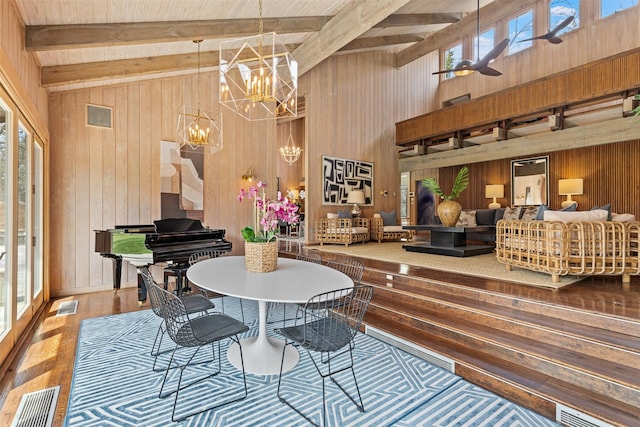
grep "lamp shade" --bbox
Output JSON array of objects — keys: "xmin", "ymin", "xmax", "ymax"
[
  {"xmin": 485, "ymin": 184, "xmax": 504, "ymax": 199},
  {"xmin": 346, "ymin": 190, "xmax": 365, "ymax": 204},
  {"xmin": 558, "ymin": 179, "xmax": 583, "ymax": 195}
]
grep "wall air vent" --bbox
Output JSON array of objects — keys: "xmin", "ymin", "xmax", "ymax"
[
  {"xmin": 365, "ymin": 326, "xmax": 455, "ymax": 373},
  {"xmin": 86, "ymin": 104, "xmax": 113, "ymax": 129},
  {"xmin": 556, "ymin": 404, "xmax": 613, "ymax": 427},
  {"xmin": 442, "ymin": 93, "xmax": 471, "ymax": 108}
]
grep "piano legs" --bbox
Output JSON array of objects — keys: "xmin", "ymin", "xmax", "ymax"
[
  {"xmin": 101, "ymin": 254, "xmax": 149, "ymax": 304},
  {"xmin": 102, "ymin": 254, "xmax": 123, "ymax": 292}
]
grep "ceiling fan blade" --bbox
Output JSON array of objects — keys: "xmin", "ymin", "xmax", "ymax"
[
  {"xmin": 549, "ymin": 16, "xmax": 574, "ymax": 36},
  {"xmin": 518, "ymin": 36, "xmax": 543, "ymax": 43},
  {"xmin": 476, "ymin": 38, "xmax": 509, "ymax": 67},
  {"xmin": 477, "ymin": 66, "xmax": 502, "ymax": 76}
]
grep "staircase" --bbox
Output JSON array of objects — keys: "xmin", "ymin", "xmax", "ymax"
[{"xmin": 289, "ymin": 249, "xmax": 640, "ymax": 427}]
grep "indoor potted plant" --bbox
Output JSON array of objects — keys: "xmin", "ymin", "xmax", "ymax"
[
  {"xmin": 237, "ymin": 181, "xmax": 299, "ymax": 272},
  {"xmin": 421, "ymin": 166, "xmax": 469, "ymax": 227}
]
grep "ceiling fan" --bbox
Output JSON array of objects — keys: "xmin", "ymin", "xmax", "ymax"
[
  {"xmin": 432, "ymin": 0, "xmax": 509, "ymax": 77},
  {"xmin": 519, "ymin": 15, "xmax": 575, "ymax": 44}
]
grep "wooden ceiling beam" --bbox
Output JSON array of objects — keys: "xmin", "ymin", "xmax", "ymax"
[
  {"xmin": 294, "ymin": 0, "xmax": 413, "ymax": 76},
  {"xmin": 43, "ymin": 31, "xmax": 426, "ymax": 87},
  {"xmin": 26, "ymin": 17, "xmax": 331, "ymax": 51},
  {"xmin": 340, "ymin": 33, "xmax": 426, "ymax": 51},
  {"xmin": 26, "ymin": 12, "xmax": 457, "ymax": 52},
  {"xmin": 377, "ymin": 13, "xmax": 461, "ymax": 27},
  {"xmin": 395, "ymin": 0, "xmax": 537, "ymax": 68}
]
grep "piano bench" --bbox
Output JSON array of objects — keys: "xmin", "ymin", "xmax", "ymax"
[{"xmin": 163, "ymin": 266, "xmax": 191, "ymax": 295}]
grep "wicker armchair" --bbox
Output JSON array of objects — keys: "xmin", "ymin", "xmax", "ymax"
[
  {"xmin": 370, "ymin": 216, "xmax": 413, "ymax": 243},
  {"xmin": 314, "ymin": 217, "xmax": 369, "ymax": 246}
]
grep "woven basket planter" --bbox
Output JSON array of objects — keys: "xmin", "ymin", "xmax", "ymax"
[{"xmin": 244, "ymin": 240, "xmax": 278, "ymax": 273}]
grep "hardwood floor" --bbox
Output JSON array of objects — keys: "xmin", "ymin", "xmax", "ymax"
[
  {"xmin": 0, "ymin": 288, "xmax": 145, "ymax": 427},
  {"xmin": 1, "ymin": 250, "xmax": 638, "ymax": 426}
]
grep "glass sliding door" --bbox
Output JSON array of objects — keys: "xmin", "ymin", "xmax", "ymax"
[
  {"xmin": 33, "ymin": 141, "xmax": 43, "ymax": 299},
  {"xmin": 16, "ymin": 124, "xmax": 30, "ymax": 316},
  {"xmin": 0, "ymin": 102, "xmax": 8, "ymax": 339}
]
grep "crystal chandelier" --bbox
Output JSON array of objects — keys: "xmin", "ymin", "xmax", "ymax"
[
  {"xmin": 219, "ymin": 0, "xmax": 297, "ymax": 121},
  {"xmin": 280, "ymin": 120, "xmax": 302, "ymax": 165},
  {"xmin": 177, "ymin": 40, "xmax": 223, "ymax": 152}
]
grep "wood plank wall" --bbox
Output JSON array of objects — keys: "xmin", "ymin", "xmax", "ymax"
[
  {"xmin": 48, "ymin": 50, "xmax": 438, "ymax": 295},
  {"xmin": 0, "ymin": 0, "xmax": 48, "ymax": 139},
  {"xmin": 422, "ymin": 140, "xmax": 640, "ymax": 219}
]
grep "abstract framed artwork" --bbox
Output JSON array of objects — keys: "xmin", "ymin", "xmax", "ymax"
[
  {"xmin": 160, "ymin": 140, "xmax": 204, "ymax": 220},
  {"xmin": 322, "ymin": 155, "xmax": 373, "ymax": 205}
]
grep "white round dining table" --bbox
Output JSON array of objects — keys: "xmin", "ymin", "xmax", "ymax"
[{"xmin": 186, "ymin": 256, "xmax": 353, "ymax": 375}]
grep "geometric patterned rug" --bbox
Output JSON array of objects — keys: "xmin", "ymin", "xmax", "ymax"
[{"xmin": 64, "ymin": 298, "xmax": 559, "ymax": 426}]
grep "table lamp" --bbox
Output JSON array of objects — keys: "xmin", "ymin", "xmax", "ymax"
[
  {"xmin": 558, "ymin": 178, "xmax": 583, "ymax": 208},
  {"xmin": 346, "ymin": 190, "xmax": 365, "ymax": 217},
  {"xmin": 485, "ymin": 184, "xmax": 504, "ymax": 209}
]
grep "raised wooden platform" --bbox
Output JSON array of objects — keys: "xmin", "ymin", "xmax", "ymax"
[{"xmin": 281, "ymin": 245, "xmax": 640, "ymax": 427}]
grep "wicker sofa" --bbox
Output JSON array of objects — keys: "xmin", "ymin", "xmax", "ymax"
[
  {"xmin": 370, "ymin": 214, "xmax": 413, "ymax": 243},
  {"xmin": 315, "ymin": 217, "xmax": 370, "ymax": 246},
  {"xmin": 496, "ymin": 211, "xmax": 640, "ymax": 284}
]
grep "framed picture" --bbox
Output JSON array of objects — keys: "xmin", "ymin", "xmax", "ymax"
[
  {"xmin": 322, "ymin": 155, "xmax": 373, "ymax": 205},
  {"xmin": 511, "ymin": 156, "xmax": 549, "ymax": 206}
]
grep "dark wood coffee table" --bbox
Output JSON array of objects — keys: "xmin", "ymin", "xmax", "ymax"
[{"xmin": 402, "ymin": 225, "xmax": 494, "ymax": 257}]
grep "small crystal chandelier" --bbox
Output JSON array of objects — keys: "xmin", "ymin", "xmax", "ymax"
[
  {"xmin": 280, "ymin": 120, "xmax": 302, "ymax": 165},
  {"xmin": 219, "ymin": 0, "xmax": 297, "ymax": 121},
  {"xmin": 177, "ymin": 40, "xmax": 223, "ymax": 152}
]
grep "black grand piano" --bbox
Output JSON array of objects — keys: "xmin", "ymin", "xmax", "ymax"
[{"xmin": 95, "ymin": 218, "xmax": 231, "ymax": 303}]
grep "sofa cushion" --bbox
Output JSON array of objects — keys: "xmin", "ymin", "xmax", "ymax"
[
  {"xmin": 475, "ymin": 209, "xmax": 496, "ymax": 226},
  {"xmin": 456, "ymin": 210, "xmax": 477, "ymax": 227},
  {"xmin": 380, "ymin": 210, "xmax": 397, "ymax": 226},
  {"xmin": 612, "ymin": 213, "xmax": 636, "ymax": 222},
  {"xmin": 503, "ymin": 207, "xmax": 521, "ymax": 220},
  {"xmin": 543, "ymin": 209, "xmax": 608, "ymax": 222},
  {"xmin": 383, "ymin": 225, "xmax": 405, "ymax": 232},
  {"xmin": 520, "ymin": 206, "xmax": 540, "ymax": 220}
]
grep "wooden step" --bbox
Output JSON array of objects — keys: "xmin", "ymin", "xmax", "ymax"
[
  {"xmin": 364, "ymin": 309, "xmax": 640, "ymax": 427},
  {"xmin": 364, "ymin": 266, "xmax": 640, "ymax": 337},
  {"xmin": 282, "ymin": 248, "xmax": 640, "ymax": 426}
]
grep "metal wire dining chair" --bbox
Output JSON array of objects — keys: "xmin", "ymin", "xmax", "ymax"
[
  {"xmin": 275, "ymin": 285, "xmax": 374, "ymax": 427},
  {"xmin": 139, "ymin": 266, "xmax": 216, "ymax": 372},
  {"xmin": 188, "ymin": 249, "xmax": 245, "ymax": 322},
  {"xmin": 147, "ymin": 277, "xmax": 249, "ymax": 422}
]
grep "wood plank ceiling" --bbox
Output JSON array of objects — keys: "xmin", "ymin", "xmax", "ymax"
[{"xmin": 13, "ymin": 0, "xmax": 495, "ymax": 92}]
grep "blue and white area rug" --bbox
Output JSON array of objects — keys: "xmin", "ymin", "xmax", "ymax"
[{"xmin": 65, "ymin": 298, "xmax": 558, "ymax": 426}]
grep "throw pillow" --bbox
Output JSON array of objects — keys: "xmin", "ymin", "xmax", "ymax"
[
  {"xmin": 455, "ymin": 210, "xmax": 477, "ymax": 227},
  {"xmin": 502, "ymin": 206, "xmax": 521, "ymax": 220},
  {"xmin": 560, "ymin": 204, "xmax": 577, "ymax": 211},
  {"xmin": 338, "ymin": 210, "xmax": 351, "ymax": 218},
  {"xmin": 591, "ymin": 203, "xmax": 612, "ymax": 220},
  {"xmin": 380, "ymin": 210, "xmax": 397, "ymax": 226},
  {"xmin": 535, "ymin": 205, "xmax": 550, "ymax": 220},
  {"xmin": 327, "ymin": 213, "xmax": 339, "ymax": 219},
  {"xmin": 520, "ymin": 206, "xmax": 540, "ymax": 221}
]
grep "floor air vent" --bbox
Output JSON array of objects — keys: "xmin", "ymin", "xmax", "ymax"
[
  {"xmin": 365, "ymin": 326, "xmax": 455, "ymax": 373},
  {"xmin": 56, "ymin": 301, "xmax": 78, "ymax": 316},
  {"xmin": 556, "ymin": 404, "xmax": 613, "ymax": 427},
  {"xmin": 11, "ymin": 386, "xmax": 59, "ymax": 427}
]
